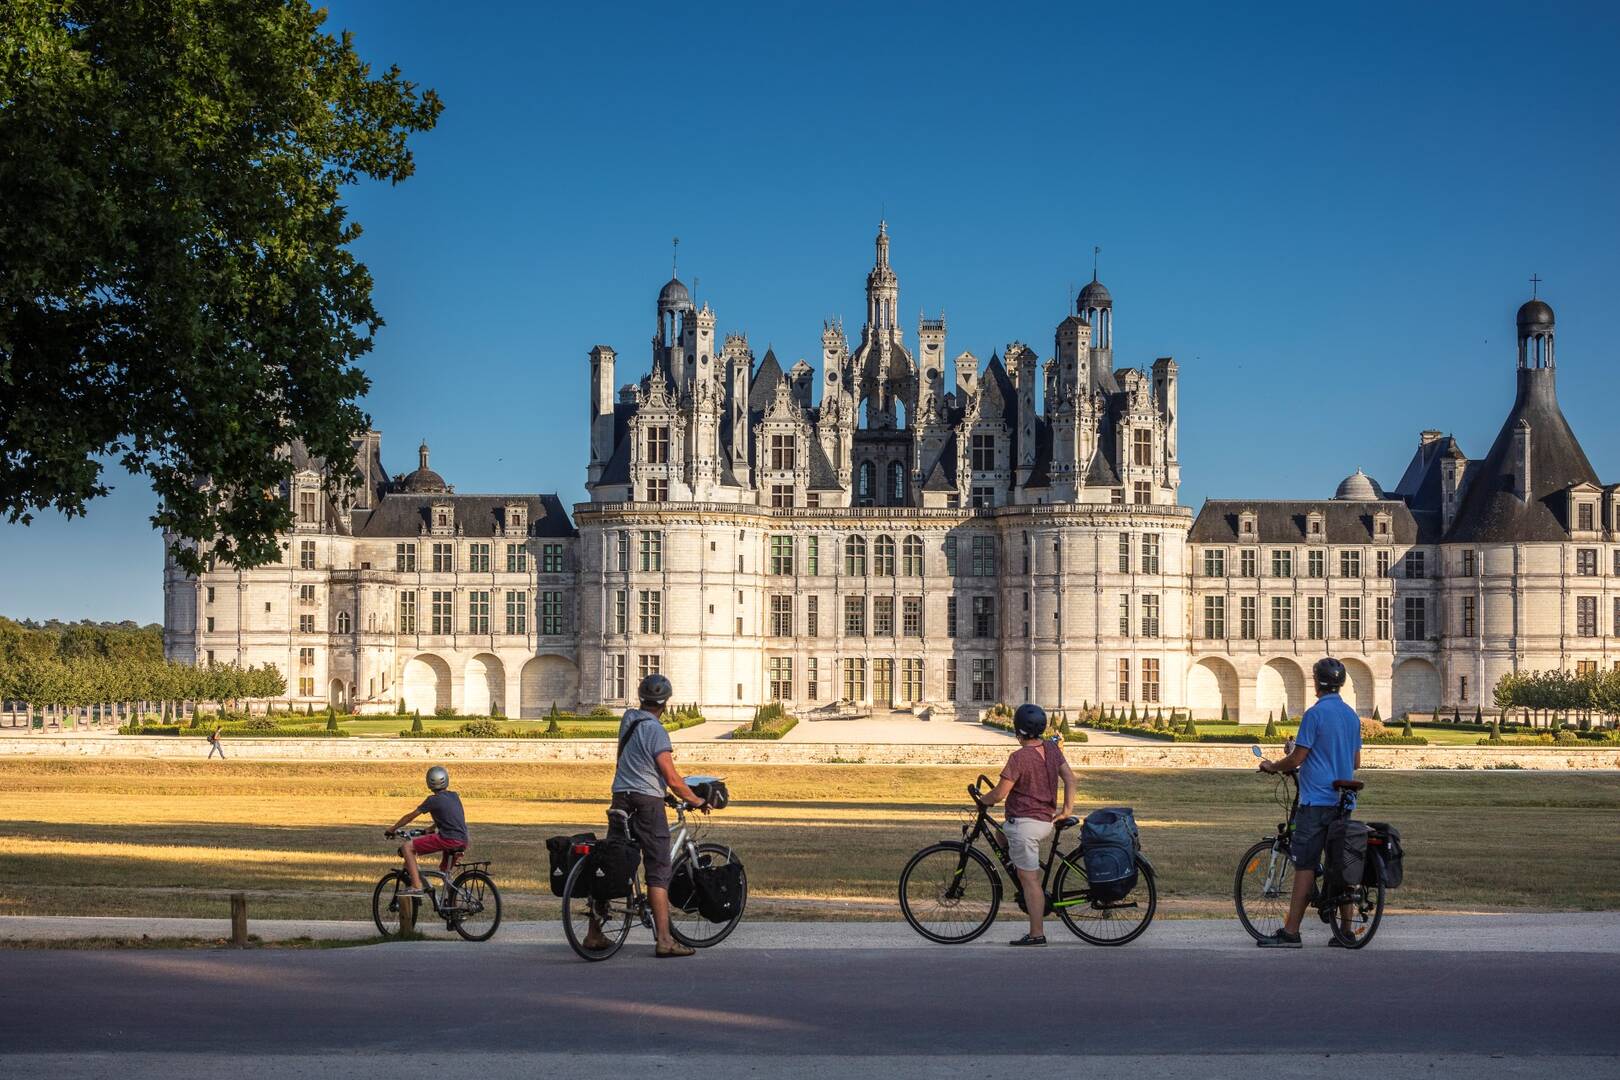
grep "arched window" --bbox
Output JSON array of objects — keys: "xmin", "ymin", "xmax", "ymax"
[
  {"xmin": 889, "ymin": 461, "xmax": 906, "ymax": 505},
  {"xmin": 874, "ymin": 535, "xmax": 896, "ymax": 575},
  {"xmin": 857, "ymin": 461, "xmax": 876, "ymax": 503},
  {"xmin": 844, "ymin": 534, "xmax": 867, "ymax": 576},
  {"xmin": 336, "ymin": 611, "xmax": 351, "ymax": 634},
  {"xmin": 902, "ymin": 535, "xmax": 924, "ymax": 576}
]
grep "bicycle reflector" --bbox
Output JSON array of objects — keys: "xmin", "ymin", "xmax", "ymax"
[{"xmin": 572, "ymin": 843, "xmax": 593, "ymax": 856}]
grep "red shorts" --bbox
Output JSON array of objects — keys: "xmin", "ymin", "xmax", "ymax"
[{"xmin": 409, "ymin": 834, "xmax": 466, "ymax": 870}]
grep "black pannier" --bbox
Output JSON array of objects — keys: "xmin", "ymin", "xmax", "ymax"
[
  {"xmin": 545, "ymin": 832, "xmax": 596, "ymax": 898},
  {"xmin": 1080, "ymin": 807, "xmax": 1140, "ymax": 903},
  {"xmin": 1325, "ymin": 817, "xmax": 1370, "ymax": 895},
  {"xmin": 588, "ymin": 836, "xmax": 641, "ymax": 902},
  {"xmin": 1365, "ymin": 822, "xmax": 1404, "ymax": 889},
  {"xmin": 692, "ymin": 861, "xmax": 746, "ymax": 923}
]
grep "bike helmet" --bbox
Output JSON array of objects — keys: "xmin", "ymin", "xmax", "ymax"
[
  {"xmin": 1012, "ymin": 703, "xmax": 1048, "ymax": 740},
  {"xmin": 426, "ymin": 765, "xmax": 449, "ymax": 792},
  {"xmin": 687, "ymin": 776, "xmax": 730, "ymax": 809},
  {"xmin": 638, "ymin": 673, "xmax": 673, "ymax": 706},
  {"xmin": 1313, "ymin": 657, "xmax": 1348, "ymax": 694}
]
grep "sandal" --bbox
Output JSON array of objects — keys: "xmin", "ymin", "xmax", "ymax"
[{"xmin": 655, "ymin": 941, "xmax": 695, "ymax": 958}]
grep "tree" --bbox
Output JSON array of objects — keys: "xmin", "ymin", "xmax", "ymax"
[
  {"xmin": 0, "ymin": 1, "xmax": 442, "ymax": 573},
  {"xmin": 1220, "ymin": 703, "xmax": 1230, "ymax": 724}
]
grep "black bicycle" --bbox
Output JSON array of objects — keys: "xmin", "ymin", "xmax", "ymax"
[
  {"xmin": 372, "ymin": 828, "xmax": 502, "ymax": 941},
  {"xmin": 1234, "ymin": 745, "xmax": 1386, "ymax": 948},
  {"xmin": 898, "ymin": 773, "xmax": 1156, "ymax": 945}
]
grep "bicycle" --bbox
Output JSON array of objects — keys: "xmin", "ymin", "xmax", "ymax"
[
  {"xmin": 898, "ymin": 773, "xmax": 1157, "ymax": 945},
  {"xmin": 560, "ymin": 781, "xmax": 746, "ymax": 961},
  {"xmin": 372, "ymin": 828, "xmax": 502, "ymax": 942},
  {"xmin": 1234, "ymin": 744, "xmax": 1386, "ymax": 948}
]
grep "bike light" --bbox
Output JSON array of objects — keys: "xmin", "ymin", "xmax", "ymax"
[
  {"xmin": 1247, "ymin": 858, "xmax": 1260, "ymax": 874},
  {"xmin": 572, "ymin": 844, "xmax": 592, "ymax": 856}
]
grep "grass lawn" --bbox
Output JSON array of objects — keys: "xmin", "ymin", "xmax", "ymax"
[
  {"xmin": 1165, "ymin": 722, "xmax": 1488, "ymax": 746},
  {"xmin": 206, "ymin": 717, "xmax": 629, "ymax": 738},
  {"xmin": 2, "ymin": 761, "xmax": 1616, "ymax": 922}
]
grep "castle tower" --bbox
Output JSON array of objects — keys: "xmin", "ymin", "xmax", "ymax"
[
  {"xmin": 1152, "ymin": 356, "xmax": 1180, "ymax": 496},
  {"xmin": 722, "ymin": 332, "xmax": 753, "ymax": 488},
  {"xmin": 587, "ymin": 344, "xmax": 617, "ymax": 486},
  {"xmin": 1077, "ymin": 272, "xmax": 1113, "ymax": 391},
  {"xmin": 866, "ymin": 221, "xmax": 899, "ymax": 337},
  {"xmin": 1005, "ymin": 342, "xmax": 1039, "ymax": 490}
]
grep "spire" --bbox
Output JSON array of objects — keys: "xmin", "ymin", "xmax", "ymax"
[
  {"xmin": 875, "ymin": 219, "xmax": 890, "ymax": 268},
  {"xmin": 418, "ymin": 441, "xmax": 429, "ymax": 471}
]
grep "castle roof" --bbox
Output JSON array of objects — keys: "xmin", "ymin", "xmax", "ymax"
[
  {"xmin": 354, "ymin": 493, "xmax": 575, "ymax": 538},
  {"xmin": 1189, "ymin": 499, "xmax": 1429, "ymax": 545}
]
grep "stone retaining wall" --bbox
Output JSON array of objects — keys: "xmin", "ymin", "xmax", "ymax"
[{"xmin": 1, "ymin": 736, "xmax": 1616, "ymax": 770}]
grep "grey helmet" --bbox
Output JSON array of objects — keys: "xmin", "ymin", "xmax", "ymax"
[
  {"xmin": 426, "ymin": 765, "xmax": 449, "ymax": 792},
  {"xmin": 638, "ymin": 673, "xmax": 673, "ymax": 706}
]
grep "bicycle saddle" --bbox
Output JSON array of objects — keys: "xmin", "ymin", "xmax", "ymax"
[
  {"xmin": 1332, "ymin": 779, "xmax": 1365, "ymax": 792},
  {"xmin": 1053, "ymin": 816, "xmax": 1080, "ymax": 830}
]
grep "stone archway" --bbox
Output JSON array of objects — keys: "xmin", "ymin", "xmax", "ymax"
[
  {"xmin": 1341, "ymin": 657, "xmax": 1377, "ymax": 717},
  {"xmin": 520, "ymin": 656, "xmax": 579, "ymax": 717},
  {"xmin": 1392, "ymin": 657, "xmax": 1440, "ymax": 720},
  {"xmin": 328, "ymin": 679, "xmax": 347, "ymax": 711},
  {"xmin": 402, "ymin": 654, "xmax": 451, "ymax": 715},
  {"xmin": 1187, "ymin": 657, "xmax": 1240, "ymax": 720},
  {"xmin": 1256, "ymin": 658, "xmax": 1307, "ymax": 720},
  {"xmin": 463, "ymin": 654, "xmax": 505, "ymax": 717}
]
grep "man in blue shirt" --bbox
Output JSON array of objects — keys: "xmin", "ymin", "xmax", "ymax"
[{"xmin": 1256, "ymin": 657, "xmax": 1362, "ymax": 948}]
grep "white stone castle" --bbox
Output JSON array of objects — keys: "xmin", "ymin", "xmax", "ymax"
[{"xmin": 165, "ymin": 227, "xmax": 1619, "ymax": 723}]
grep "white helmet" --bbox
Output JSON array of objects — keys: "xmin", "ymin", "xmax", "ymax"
[{"xmin": 426, "ymin": 765, "xmax": 449, "ymax": 791}]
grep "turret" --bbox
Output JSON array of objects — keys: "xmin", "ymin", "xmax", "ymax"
[
  {"xmin": 588, "ymin": 345, "xmax": 617, "ymax": 485},
  {"xmin": 1152, "ymin": 356, "xmax": 1180, "ymax": 493},
  {"xmin": 1005, "ymin": 343, "xmax": 1039, "ymax": 488}
]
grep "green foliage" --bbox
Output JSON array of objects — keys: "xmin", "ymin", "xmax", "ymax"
[
  {"xmin": 1473, "ymin": 704, "xmax": 1484, "ymax": 725},
  {"xmin": 0, "ymin": 2, "xmax": 442, "ymax": 572},
  {"xmin": 410, "ymin": 713, "xmax": 423, "ymax": 733},
  {"xmin": 1372, "ymin": 707, "xmax": 1382, "ymax": 724},
  {"xmin": 546, "ymin": 715, "xmax": 561, "ymax": 734},
  {"xmin": 325, "ymin": 710, "xmax": 339, "ymax": 732},
  {"xmin": 1489, "ymin": 716, "xmax": 1502, "ymax": 742},
  {"xmin": 433, "ymin": 707, "xmax": 456, "ymax": 719},
  {"xmin": 1263, "ymin": 716, "xmax": 1279, "ymax": 737},
  {"xmin": 1182, "ymin": 717, "xmax": 1198, "ymax": 737},
  {"xmin": 1219, "ymin": 704, "xmax": 1230, "ymax": 724},
  {"xmin": 731, "ymin": 708, "xmax": 798, "ymax": 740},
  {"xmin": 457, "ymin": 720, "xmax": 503, "ymax": 738}
]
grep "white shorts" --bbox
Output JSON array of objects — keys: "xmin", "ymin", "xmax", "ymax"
[{"xmin": 1003, "ymin": 817, "xmax": 1054, "ymax": 872}]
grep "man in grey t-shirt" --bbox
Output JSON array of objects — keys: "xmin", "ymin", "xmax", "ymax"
[{"xmin": 589, "ymin": 673, "xmax": 707, "ymax": 958}]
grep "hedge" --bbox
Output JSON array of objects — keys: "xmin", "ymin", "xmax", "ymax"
[
  {"xmin": 731, "ymin": 714, "xmax": 799, "ymax": 740},
  {"xmin": 118, "ymin": 723, "xmax": 349, "ymax": 738},
  {"xmin": 1476, "ymin": 734, "xmax": 1620, "ymax": 747},
  {"xmin": 979, "ymin": 715, "xmax": 1087, "ymax": 743}
]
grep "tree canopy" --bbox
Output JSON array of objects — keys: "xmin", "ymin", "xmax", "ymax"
[{"xmin": 0, "ymin": 1, "xmax": 442, "ymax": 574}]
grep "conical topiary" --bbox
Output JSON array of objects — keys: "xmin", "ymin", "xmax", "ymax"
[
  {"xmin": 411, "ymin": 712, "xmax": 424, "ymax": 733},
  {"xmin": 1129, "ymin": 702, "xmax": 1138, "ymax": 725},
  {"xmin": 1474, "ymin": 704, "xmax": 1483, "ymax": 725},
  {"xmin": 1453, "ymin": 705, "xmax": 1462, "ymax": 724},
  {"xmin": 546, "ymin": 714, "xmax": 561, "ymax": 734},
  {"xmin": 325, "ymin": 708, "xmax": 339, "ymax": 732},
  {"xmin": 1264, "ymin": 716, "xmax": 1279, "ymax": 737},
  {"xmin": 1183, "ymin": 717, "xmax": 1199, "ymax": 738},
  {"xmin": 1402, "ymin": 715, "xmax": 1414, "ymax": 737},
  {"xmin": 1220, "ymin": 703, "xmax": 1230, "ymax": 724},
  {"xmin": 1490, "ymin": 716, "xmax": 1502, "ymax": 741},
  {"xmin": 1372, "ymin": 706, "xmax": 1382, "ymax": 724}
]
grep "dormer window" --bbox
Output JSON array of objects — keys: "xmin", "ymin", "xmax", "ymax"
[
  {"xmin": 770, "ymin": 434, "xmax": 796, "ymax": 471},
  {"xmin": 1238, "ymin": 511, "xmax": 1257, "ymax": 537},
  {"xmin": 646, "ymin": 426, "xmax": 670, "ymax": 465},
  {"xmin": 1374, "ymin": 511, "xmax": 1392, "ymax": 539},
  {"xmin": 431, "ymin": 501, "xmax": 454, "ymax": 536},
  {"xmin": 1576, "ymin": 501, "xmax": 1595, "ymax": 532},
  {"xmin": 505, "ymin": 503, "xmax": 526, "ymax": 535},
  {"xmin": 1307, "ymin": 511, "xmax": 1325, "ymax": 539}
]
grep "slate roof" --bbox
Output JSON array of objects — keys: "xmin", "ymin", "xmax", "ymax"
[
  {"xmin": 1445, "ymin": 368, "xmax": 1601, "ymax": 543},
  {"xmin": 806, "ymin": 439, "xmax": 843, "ymax": 491},
  {"xmin": 1189, "ymin": 499, "xmax": 1427, "ymax": 545},
  {"xmin": 353, "ymin": 493, "xmax": 576, "ymax": 538}
]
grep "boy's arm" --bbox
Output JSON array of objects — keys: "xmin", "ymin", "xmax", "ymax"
[
  {"xmin": 387, "ymin": 805, "xmax": 423, "ymax": 835},
  {"xmin": 1057, "ymin": 759, "xmax": 1076, "ymax": 819}
]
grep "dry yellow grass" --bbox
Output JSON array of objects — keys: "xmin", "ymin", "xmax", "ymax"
[{"xmin": 1, "ymin": 760, "xmax": 1616, "ymax": 920}]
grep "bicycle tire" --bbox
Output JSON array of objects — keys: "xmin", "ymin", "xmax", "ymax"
[
  {"xmin": 668, "ymin": 843, "xmax": 746, "ymax": 949},
  {"xmin": 1234, "ymin": 838, "xmax": 1292, "ymax": 943},
  {"xmin": 1332, "ymin": 877, "xmax": 1386, "ymax": 949},
  {"xmin": 448, "ymin": 869, "xmax": 502, "ymax": 942},
  {"xmin": 1052, "ymin": 853, "xmax": 1157, "ymax": 946},
  {"xmin": 371, "ymin": 870, "xmax": 421, "ymax": 938},
  {"xmin": 898, "ymin": 842, "xmax": 1001, "ymax": 944},
  {"xmin": 561, "ymin": 855, "xmax": 631, "ymax": 961}
]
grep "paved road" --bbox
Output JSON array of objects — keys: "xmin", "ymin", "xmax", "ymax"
[{"xmin": 3, "ymin": 917, "xmax": 1617, "ymax": 1079}]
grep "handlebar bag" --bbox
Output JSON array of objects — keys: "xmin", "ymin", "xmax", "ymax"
[
  {"xmin": 546, "ymin": 832, "xmax": 597, "ymax": 898},
  {"xmin": 1080, "ymin": 808, "xmax": 1139, "ymax": 902},
  {"xmin": 1325, "ymin": 818, "xmax": 1370, "ymax": 896},
  {"xmin": 1364, "ymin": 822, "xmax": 1403, "ymax": 889},
  {"xmin": 588, "ymin": 836, "xmax": 641, "ymax": 902}
]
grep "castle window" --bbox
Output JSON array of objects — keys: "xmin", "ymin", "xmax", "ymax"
[
  {"xmin": 972, "ymin": 595, "xmax": 995, "ymax": 638},
  {"xmin": 1576, "ymin": 596, "xmax": 1598, "ymax": 637},
  {"xmin": 1307, "ymin": 550, "xmax": 1325, "ymax": 578},
  {"xmin": 806, "ymin": 595, "xmax": 819, "ymax": 636},
  {"xmin": 944, "ymin": 536, "xmax": 957, "ymax": 576},
  {"xmin": 1577, "ymin": 503, "xmax": 1595, "ymax": 532},
  {"xmin": 902, "ymin": 596, "xmax": 922, "ymax": 636},
  {"xmin": 468, "ymin": 543, "xmax": 490, "ymax": 574},
  {"xmin": 299, "ymin": 541, "xmax": 316, "ymax": 570},
  {"xmin": 769, "ymin": 657, "xmax": 794, "ymax": 701},
  {"xmin": 398, "ymin": 591, "xmax": 417, "ymax": 634},
  {"xmin": 1142, "ymin": 533, "xmax": 1161, "ymax": 574},
  {"xmin": 889, "ymin": 462, "xmax": 906, "ymax": 505},
  {"xmin": 844, "ymin": 534, "xmax": 867, "ymax": 576},
  {"xmin": 431, "ymin": 543, "xmax": 453, "ymax": 573},
  {"xmin": 1141, "ymin": 594, "xmax": 1160, "ymax": 638},
  {"xmin": 806, "ymin": 536, "xmax": 819, "ymax": 575},
  {"xmin": 844, "ymin": 595, "xmax": 866, "ymax": 636},
  {"xmin": 612, "ymin": 589, "xmax": 627, "ymax": 634},
  {"xmin": 507, "ymin": 590, "xmax": 527, "ymax": 635},
  {"xmin": 435, "ymin": 509, "xmax": 449, "ymax": 528},
  {"xmin": 1141, "ymin": 658, "xmax": 1160, "ymax": 704},
  {"xmin": 1240, "ymin": 596, "xmax": 1257, "ymax": 640},
  {"xmin": 638, "ymin": 654, "xmax": 660, "ymax": 681},
  {"xmin": 970, "ymin": 433, "xmax": 995, "ymax": 472},
  {"xmin": 1271, "ymin": 596, "xmax": 1292, "ymax": 639},
  {"xmin": 1133, "ymin": 429, "xmax": 1153, "ymax": 467},
  {"xmin": 1307, "ymin": 596, "xmax": 1324, "ymax": 640},
  {"xmin": 873, "ymin": 535, "xmax": 896, "ymax": 575},
  {"xmin": 1462, "ymin": 549, "xmax": 1477, "ymax": 577},
  {"xmin": 1576, "ymin": 549, "xmax": 1598, "ymax": 576},
  {"xmin": 1271, "ymin": 549, "xmax": 1293, "ymax": 578},
  {"xmin": 1402, "ymin": 596, "xmax": 1427, "ymax": 640},
  {"xmin": 807, "ymin": 657, "xmax": 819, "ymax": 699},
  {"xmin": 1203, "ymin": 596, "xmax": 1225, "ymax": 639},
  {"xmin": 873, "ymin": 596, "xmax": 894, "ymax": 636},
  {"xmin": 1116, "ymin": 658, "xmax": 1130, "ymax": 702},
  {"xmin": 1339, "ymin": 597, "xmax": 1361, "ymax": 640},
  {"xmin": 1133, "ymin": 482, "xmax": 1152, "ymax": 505},
  {"xmin": 902, "ymin": 535, "xmax": 923, "ymax": 576},
  {"xmin": 1339, "ymin": 550, "xmax": 1362, "ymax": 578},
  {"xmin": 902, "ymin": 659, "xmax": 924, "ymax": 703},
  {"xmin": 467, "ymin": 590, "xmax": 490, "ymax": 634},
  {"xmin": 1119, "ymin": 593, "xmax": 1130, "ymax": 637},
  {"xmin": 1461, "ymin": 596, "xmax": 1476, "ymax": 637},
  {"xmin": 971, "ymin": 486, "xmax": 996, "ymax": 509},
  {"xmin": 607, "ymin": 655, "xmax": 625, "ymax": 700},
  {"xmin": 770, "ymin": 595, "xmax": 793, "ymax": 636},
  {"xmin": 543, "ymin": 543, "xmax": 564, "ymax": 573},
  {"xmin": 298, "ymin": 489, "xmax": 319, "ymax": 523},
  {"xmin": 1239, "ymin": 549, "xmax": 1256, "ymax": 578},
  {"xmin": 541, "ymin": 591, "xmax": 564, "ymax": 635},
  {"xmin": 1118, "ymin": 533, "xmax": 1131, "ymax": 573},
  {"xmin": 396, "ymin": 543, "xmax": 417, "ymax": 572},
  {"xmin": 430, "ymin": 590, "xmax": 452, "ymax": 635},
  {"xmin": 1376, "ymin": 597, "xmax": 1391, "ymax": 640},
  {"xmin": 770, "ymin": 535, "xmax": 794, "ymax": 575},
  {"xmin": 971, "ymin": 536, "xmax": 996, "ymax": 576},
  {"xmin": 638, "ymin": 589, "xmax": 662, "ymax": 634},
  {"xmin": 1404, "ymin": 550, "xmax": 1426, "ymax": 579},
  {"xmin": 770, "ymin": 434, "xmax": 796, "ymax": 471},
  {"xmin": 646, "ymin": 426, "xmax": 670, "ymax": 465},
  {"xmin": 771, "ymin": 485, "xmax": 793, "ymax": 508},
  {"xmin": 336, "ymin": 611, "xmax": 351, "ymax": 634},
  {"xmin": 506, "ymin": 544, "xmax": 527, "ymax": 573},
  {"xmin": 946, "ymin": 596, "xmax": 957, "ymax": 637},
  {"xmin": 843, "ymin": 658, "xmax": 867, "ymax": 701},
  {"xmin": 646, "ymin": 479, "xmax": 668, "ymax": 502},
  {"xmin": 1203, "ymin": 549, "xmax": 1225, "ymax": 577},
  {"xmin": 971, "ymin": 658, "xmax": 997, "ymax": 703},
  {"xmin": 857, "ymin": 462, "xmax": 876, "ymax": 503},
  {"xmin": 1377, "ymin": 550, "xmax": 1391, "ymax": 578},
  {"xmin": 638, "ymin": 531, "xmax": 662, "ymax": 572},
  {"xmin": 508, "ymin": 507, "xmax": 524, "ymax": 531}
]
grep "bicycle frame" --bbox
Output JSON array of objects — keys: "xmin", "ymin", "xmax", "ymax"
[
  {"xmin": 954, "ymin": 775, "xmax": 1124, "ymax": 912},
  {"xmin": 1251, "ymin": 769, "xmax": 1359, "ymax": 912}
]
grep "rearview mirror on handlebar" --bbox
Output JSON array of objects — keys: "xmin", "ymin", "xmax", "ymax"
[{"xmin": 1250, "ymin": 745, "xmax": 1264, "ymax": 758}]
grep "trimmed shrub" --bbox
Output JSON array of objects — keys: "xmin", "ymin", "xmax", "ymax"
[
  {"xmin": 1263, "ymin": 717, "xmax": 1279, "ymax": 737},
  {"xmin": 434, "ymin": 706, "xmax": 456, "ymax": 718},
  {"xmin": 325, "ymin": 710, "xmax": 339, "ymax": 732},
  {"xmin": 546, "ymin": 715, "xmax": 561, "ymax": 734},
  {"xmin": 458, "ymin": 719, "xmax": 503, "ymax": 737},
  {"xmin": 1402, "ymin": 715, "xmax": 1414, "ymax": 737},
  {"xmin": 1360, "ymin": 718, "xmax": 1387, "ymax": 739},
  {"xmin": 410, "ymin": 712, "xmax": 424, "ymax": 733},
  {"xmin": 1220, "ymin": 704, "xmax": 1230, "ymax": 724}
]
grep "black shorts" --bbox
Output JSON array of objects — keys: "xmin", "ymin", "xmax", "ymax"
[
  {"xmin": 611, "ymin": 791, "xmax": 672, "ymax": 888},
  {"xmin": 1290, "ymin": 805, "xmax": 1340, "ymax": 870}
]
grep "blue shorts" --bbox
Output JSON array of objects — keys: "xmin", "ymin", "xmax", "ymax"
[{"xmin": 1290, "ymin": 805, "xmax": 1340, "ymax": 870}]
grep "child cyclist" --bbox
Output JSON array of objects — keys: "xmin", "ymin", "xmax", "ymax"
[
  {"xmin": 978, "ymin": 703, "xmax": 1074, "ymax": 947},
  {"xmin": 385, "ymin": 765, "xmax": 468, "ymax": 896}
]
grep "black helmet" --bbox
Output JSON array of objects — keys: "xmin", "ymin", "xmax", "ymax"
[
  {"xmin": 638, "ymin": 673, "xmax": 673, "ymax": 706},
  {"xmin": 426, "ymin": 765, "xmax": 449, "ymax": 792},
  {"xmin": 1313, "ymin": 657, "xmax": 1347, "ymax": 694},
  {"xmin": 1012, "ymin": 703, "xmax": 1048, "ymax": 739}
]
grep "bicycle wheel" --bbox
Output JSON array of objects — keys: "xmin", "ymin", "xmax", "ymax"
[
  {"xmin": 668, "ymin": 843, "xmax": 746, "ymax": 949},
  {"xmin": 371, "ymin": 870, "xmax": 422, "ymax": 938},
  {"xmin": 898, "ymin": 842, "xmax": 1001, "ymax": 944},
  {"xmin": 561, "ymin": 856, "xmax": 632, "ymax": 961},
  {"xmin": 1234, "ymin": 838, "xmax": 1293, "ymax": 942},
  {"xmin": 448, "ymin": 869, "xmax": 502, "ymax": 942},
  {"xmin": 1052, "ymin": 852, "xmax": 1157, "ymax": 945},
  {"xmin": 1331, "ymin": 877, "xmax": 1386, "ymax": 949}
]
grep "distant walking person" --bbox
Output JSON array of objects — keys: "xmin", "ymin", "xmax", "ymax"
[
  {"xmin": 977, "ymin": 703, "xmax": 1075, "ymax": 947},
  {"xmin": 207, "ymin": 725, "xmax": 225, "ymax": 759},
  {"xmin": 1255, "ymin": 657, "xmax": 1362, "ymax": 948}
]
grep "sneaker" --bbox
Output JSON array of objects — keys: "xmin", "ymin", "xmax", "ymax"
[
  {"xmin": 655, "ymin": 941, "xmax": 695, "ymax": 958},
  {"xmin": 1008, "ymin": 934, "xmax": 1047, "ymax": 947},
  {"xmin": 1256, "ymin": 929, "xmax": 1303, "ymax": 949}
]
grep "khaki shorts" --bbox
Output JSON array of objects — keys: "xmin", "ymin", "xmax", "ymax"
[{"xmin": 1003, "ymin": 817, "xmax": 1054, "ymax": 872}]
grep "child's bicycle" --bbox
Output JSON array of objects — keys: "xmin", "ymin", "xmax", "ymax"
[
  {"xmin": 1234, "ymin": 744, "xmax": 1386, "ymax": 948},
  {"xmin": 373, "ymin": 828, "xmax": 503, "ymax": 941},
  {"xmin": 898, "ymin": 773, "xmax": 1157, "ymax": 945}
]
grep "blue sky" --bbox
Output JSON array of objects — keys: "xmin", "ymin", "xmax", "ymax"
[{"xmin": 5, "ymin": 1, "xmax": 1618, "ymax": 623}]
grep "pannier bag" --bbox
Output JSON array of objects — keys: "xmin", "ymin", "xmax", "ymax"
[
  {"xmin": 1080, "ymin": 807, "xmax": 1140, "ymax": 902},
  {"xmin": 546, "ymin": 832, "xmax": 598, "ymax": 897},
  {"xmin": 1325, "ymin": 818, "xmax": 1370, "ymax": 895},
  {"xmin": 1365, "ymin": 822, "xmax": 1404, "ymax": 889},
  {"xmin": 691, "ymin": 861, "xmax": 745, "ymax": 923},
  {"xmin": 588, "ymin": 836, "xmax": 641, "ymax": 902}
]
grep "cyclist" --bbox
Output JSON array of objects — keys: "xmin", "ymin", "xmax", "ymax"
[
  {"xmin": 385, "ymin": 765, "xmax": 468, "ymax": 897},
  {"xmin": 1255, "ymin": 657, "xmax": 1362, "ymax": 948},
  {"xmin": 585, "ymin": 673, "xmax": 708, "ymax": 958},
  {"xmin": 977, "ymin": 703, "xmax": 1074, "ymax": 947}
]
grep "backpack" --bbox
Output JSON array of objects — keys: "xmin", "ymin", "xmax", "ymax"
[
  {"xmin": 1080, "ymin": 807, "xmax": 1139, "ymax": 902},
  {"xmin": 1325, "ymin": 817, "xmax": 1370, "ymax": 896},
  {"xmin": 588, "ymin": 835, "xmax": 641, "ymax": 902},
  {"xmin": 1365, "ymin": 822, "xmax": 1404, "ymax": 889},
  {"xmin": 545, "ymin": 832, "xmax": 596, "ymax": 898}
]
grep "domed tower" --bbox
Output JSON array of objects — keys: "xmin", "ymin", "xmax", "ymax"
[
  {"xmin": 1076, "ymin": 272, "xmax": 1112, "ymax": 389},
  {"xmin": 656, "ymin": 276, "xmax": 693, "ymax": 348},
  {"xmin": 1516, "ymin": 294, "xmax": 1555, "ymax": 370}
]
